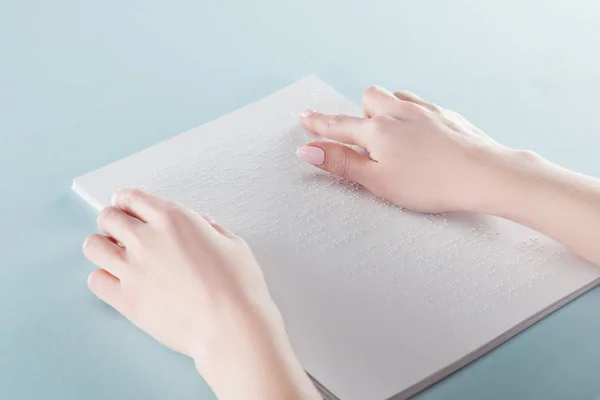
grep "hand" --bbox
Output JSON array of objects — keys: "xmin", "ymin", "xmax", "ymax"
[
  {"xmin": 297, "ymin": 86, "xmax": 515, "ymax": 214},
  {"xmin": 83, "ymin": 189, "xmax": 319, "ymax": 399},
  {"xmin": 83, "ymin": 189, "xmax": 275, "ymax": 360},
  {"xmin": 298, "ymin": 86, "xmax": 600, "ymax": 267}
]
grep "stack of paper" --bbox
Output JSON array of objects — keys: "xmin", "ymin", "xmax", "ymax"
[{"xmin": 73, "ymin": 76, "xmax": 600, "ymax": 400}]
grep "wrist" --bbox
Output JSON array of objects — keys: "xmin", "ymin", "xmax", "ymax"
[
  {"xmin": 469, "ymin": 147, "xmax": 600, "ymax": 266},
  {"xmin": 192, "ymin": 297, "xmax": 285, "ymax": 370},
  {"xmin": 467, "ymin": 147, "xmax": 547, "ymax": 217},
  {"xmin": 192, "ymin": 300, "xmax": 318, "ymax": 400}
]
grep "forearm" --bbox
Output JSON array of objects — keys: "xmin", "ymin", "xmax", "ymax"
[
  {"xmin": 194, "ymin": 303, "xmax": 320, "ymax": 400},
  {"xmin": 478, "ymin": 149, "xmax": 600, "ymax": 266}
]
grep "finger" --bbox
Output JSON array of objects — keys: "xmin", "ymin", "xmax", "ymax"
[
  {"xmin": 296, "ymin": 142, "xmax": 376, "ymax": 187},
  {"xmin": 200, "ymin": 214, "xmax": 236, "ymax": 238},
  {"xmin": 200, "ymin": 213, "xmax": 215, "ymax": 224},
  {"xmin": 112, "ymin": 188, "xmax": 165, "ymax": 222},
  {"xmin": 87, "ymin": 269, "xmax": 123, "ymax": 311},
  {"xmin": 83, "ymin": 234, "xmax": 126, "ymax": 277},
  {"xmin": 362, "ymin": 85, "xmax": 404, "ymax": 118},
  {"xmin": 209, "ymin": 221, "xmax": 236, "ymax": 238},
  {"xmin": 300, "ymin": 111, "xmax": 369, "ymax": 148},
  {"xmin": 393, "ymin": 90, "xmax": 439, "ymax": 112},
  {"xmin": 97, "ymin": 206, "xmax": 143, "ymax": 246}
]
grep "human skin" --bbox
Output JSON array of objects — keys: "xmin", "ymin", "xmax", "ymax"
[
  {"xmin": 297, "ymin": 86, "xmax": 600, "ymax": 267},
  {"xmin": 83, "ymin": 86, "xmax": 600, "ymax": 399},
  {"xmin": 83, "ymin": 192, "xmax": 321, "ymax": 400}
]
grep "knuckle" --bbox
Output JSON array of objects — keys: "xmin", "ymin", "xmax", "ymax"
[
  {"xmin": 127, "ymin": 188, "xmax": 146, "ymax": 201},
  {"xmin": 363, "ymin": 85, "xmax": 382, "ymax": 97},
  {"xmin": 323, "ymin": 146, "xmax": 347, "ymax": 178},
  {"xmin": 447, "ymin": 109, "xmax": 463, "ymax": 121},
  {"xmin": 429, "ymin": 103, "xmax": 441, "ymax": 113},
  {"xmin": 118, "ymin": 188, "xmax": 156, "ymax": 213},
  {"xmin": 155, "ymin": 203, "xmax": 183, "ymax": 226},
  {"xmin": 362, "ymin": 86, "xmax": 383, "ymax": 112},
  {"xmin": 336, "ymin": 151, "xmax": 351, "ymax": 179},
  {"xmin": 402, "ymin": 101, "xmax": 427, "ymax": 118},
  {"xmin": 119, "ymin": 188, "xmax": 146, "ymax": 208},
  {"xmin": 329, "ymin": 148, "xmax": 364, "ymax": 182},
  {"xmin": 393, "ymin": 90, "xmax": 407, "ymax": 98},
  {"xmin": 325, "ymin": 114, "xmax": 343, "ymax": 133},
  {"xmin": 97, "ymin": 206, "xmax": 118, "ymax": 225}
]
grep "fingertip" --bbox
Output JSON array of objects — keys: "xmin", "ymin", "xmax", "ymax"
[
  {"xmin": 82, "ymin": 235, "xmax": 90, "ymax": 252},
  {"xmin": 299, "ymin": 111, "xmax": 318, "ymax": 131},
  {"xmin": 296, "ymin": 145, "xmax": 325, "ymax": 166},
  {"xmin": 200, "ymin": 214, "xmax": 215, "ymax": 223},
  {"xmin": 87, "ymin": 269, "xmax": 105, "ymax": 293},
  {"xmin": 87, "ymin": 271, "xmax": 96, "ymax": 289},
  {"xmin": 362, "ymin": 85, "xmax": 403, "ymax": 118},
  {"xmin": 299, "ymin": 108, "xmax": 314, "ymax": 118},
  {"xmin": 87, "ymin": 269, "xmax": 121, "ymax": 308},
  {"xmin": 82, "ymin": 233, "xmax": 102, "ymax": 256}
]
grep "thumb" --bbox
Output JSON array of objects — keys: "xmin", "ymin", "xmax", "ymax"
[{"xmin": 296, "ymin": 142, "xmax": 375, "ymax": 185}]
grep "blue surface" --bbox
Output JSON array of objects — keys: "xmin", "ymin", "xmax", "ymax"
[{"xmin": 2, "ymin": 1, "xmax": 600, "ymax": 399}]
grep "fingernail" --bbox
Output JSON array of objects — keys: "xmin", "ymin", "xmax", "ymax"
[
  {"xmin": 110, "ymin": 192, "xmax": 118, "ymax": 205},
  {"xmin": 299, "ymin": 108, "xmax": 314, "ymax": 118},
  {"xmin": 358, "ymin": 147, "xmax": 370, "ymax": 157},
  {"xmin": 296, "ymin": 146, "xmax": 325, "ymax": 166},
  {"xmin": 87, "ymin": 272, "xmax": 94, "ymax": 288},
  {"xmin": 201, "ymin": 214, "xmax": 215, "ymax": 223}
]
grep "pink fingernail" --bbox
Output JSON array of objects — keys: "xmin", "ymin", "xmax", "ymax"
[
  {"xmin": 296, "ymin": 146, "xmax": 325, "ymax": 166},
  {"xmin": 299, "ymin": 108, "xmax": 314, "ymax": 118},
  {"xmin": 201, "ymin": 214, "xmax": 215, "ymax": 223}
]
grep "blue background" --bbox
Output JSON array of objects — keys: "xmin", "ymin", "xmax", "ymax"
[{"xmin": 2, "ymin": 1, "xmax": 600, "ymax": 399}]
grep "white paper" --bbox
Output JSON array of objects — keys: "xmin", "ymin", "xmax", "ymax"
[{"xmin": 73, "ymin": 75, "xmax": 600, "ymax": 400}]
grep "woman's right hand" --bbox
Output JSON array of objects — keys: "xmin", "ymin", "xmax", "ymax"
[
  {"xmin": 297, "ymin": 86, "xmax": 517, "ymax": 214},
  {"xmin": 297, "ymin": 86, "xmax": 600, "ymax": 267}
]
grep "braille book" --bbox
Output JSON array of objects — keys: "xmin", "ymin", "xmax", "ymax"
[{"xmin": 72, "ymin": 75, "xmax": 600, "ymax": 400}]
